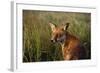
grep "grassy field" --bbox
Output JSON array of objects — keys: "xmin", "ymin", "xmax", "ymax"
[{"xmin": 23, "ymin": 10, "xmax": 91, "ymax": 62}]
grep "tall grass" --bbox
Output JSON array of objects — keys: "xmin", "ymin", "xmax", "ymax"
[{"xmin": 23, "ymin": 10, "xmax": 91, "ymax": 62}]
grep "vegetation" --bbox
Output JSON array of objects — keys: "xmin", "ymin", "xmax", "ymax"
[{"xmin": 23, "ymin": 10, "xmax": 91, "ymax": 62}]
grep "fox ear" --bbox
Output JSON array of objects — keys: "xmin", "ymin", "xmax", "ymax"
[
  {"xmin": 49, "ymin": 23, "xmax": 56, "ymax": 31},
  {"xmin": 64, "ymin": 23, "xmax": 69, "ymax": 30}
]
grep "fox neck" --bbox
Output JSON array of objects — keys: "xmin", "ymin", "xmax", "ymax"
[
  {"xmin": 59, "ymin": 32, "xmax": 68, "ymax": 45},
  {"xmin": 60, "ymin": 32, "xmax": 70, "ymax": 50}
]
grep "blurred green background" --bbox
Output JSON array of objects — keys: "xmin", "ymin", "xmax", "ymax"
[{"xmin": 23, "ymin": 10, "xmax": 91, "ymax": 62}]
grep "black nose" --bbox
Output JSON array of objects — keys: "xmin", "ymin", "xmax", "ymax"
[
  {"xmin": 51, "ymin": 40, "xmax": 53, "ymax": 42},
  {"xmin": 51, "ymin": 39, "xmax": 57, "ymax": 43}
]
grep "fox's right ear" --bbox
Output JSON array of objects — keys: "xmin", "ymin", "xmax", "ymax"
[
  {"xmin": 49, "ymin": 23, "xmax": 56, "ymax": 31},
  {"xmin": 64, "ymin": 23, "xmax": 70, "ymax": 30}
]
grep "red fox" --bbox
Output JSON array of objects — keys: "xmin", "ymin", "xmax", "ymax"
[{"xmin": 49, "ymin": 23, "xmax": 87, "ymax": 60}]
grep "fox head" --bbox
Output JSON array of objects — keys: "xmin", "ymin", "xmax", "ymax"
[{"xmin": 49, "ymin": 23, "xmax": 69, "ymax": 43}]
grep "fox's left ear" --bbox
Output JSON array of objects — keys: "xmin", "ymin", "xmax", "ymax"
[
  {"xmin": 49, "ymin": 23, "xmax": 56, "ymax": 31},
  {"xmin": 64, "ymin": 23, "xmax": 70, "ymax": 30}
]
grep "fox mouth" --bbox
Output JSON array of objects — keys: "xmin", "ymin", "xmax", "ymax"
[
  {"xmin": 51, "ymin": 39, "xmax": 64, "ymax": 44},
  {"xmin": 51, "ymin": 35, "xmax": 66, "ymax": 43},
  {"xmin": 51, "ymin": 39, "xmax": 57, "ymax": 43},
  {"xmin": 57, "ymin": 35, "xmax": 66, "ymax": 43}
]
